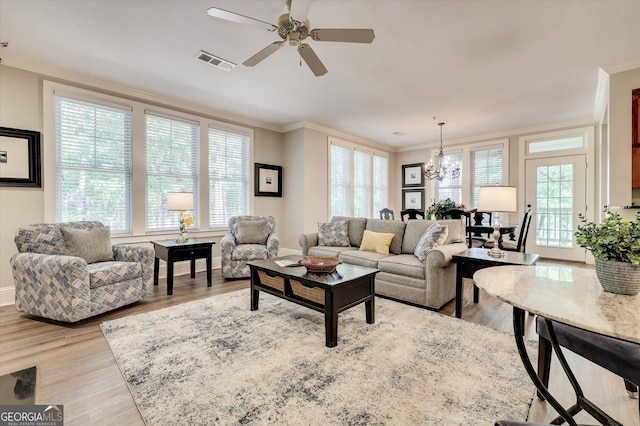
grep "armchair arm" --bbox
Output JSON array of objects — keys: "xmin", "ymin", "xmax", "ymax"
[
  {"xmin": 298, "ymin": 232, "xmax": 318, "ymax": 256},
  {"xmin": 113, "ymin": 244, "xmax": 155, "ymax": 294},
  {"xmin": 220, "ymin": 232, "xmax": 236, "ymax": 256},
  {"xmin": 10, "ymin": 252, "xmax": 91, "ymax": 322},
  {"xmin": 266, "ymin": 233, "xmax": 280, "ymax": 258}
]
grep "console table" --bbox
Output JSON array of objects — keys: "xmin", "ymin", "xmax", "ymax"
[
  {"xmin": 151, "ymin": 239, "xmax": 215, "ymax": 295},
  {"xmin": 474, "ymin": 265, "xmax": 640, "ymax": 426}
]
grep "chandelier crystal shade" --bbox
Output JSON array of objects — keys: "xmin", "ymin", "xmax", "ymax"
[{"xmin": 424, "ymin": 122, "xmax": 460, "ymax": 182}]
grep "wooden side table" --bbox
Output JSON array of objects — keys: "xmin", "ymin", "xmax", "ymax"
[
  {"xmin": 452, "ymin": 248, "xmax": 539, "ymax": 318},
  {"xmin": 151, "ymin": 239, "xmax": 215, "ymax": 295}
]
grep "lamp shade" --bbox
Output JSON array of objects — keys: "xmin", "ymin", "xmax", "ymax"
[
  {"xmin": 167, "ymin": 192, "xmax": 194, "ymax": 211},
  {"xmin": 477, "ymin": 185, "xmax": 517, "ymax": 213}
]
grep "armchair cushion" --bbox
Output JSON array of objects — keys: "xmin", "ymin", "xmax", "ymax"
[
  {"xmin": 60, "ymin": 226, "xmax": 114, "ymax": 263},
  {"xmin": 231, "ymin": 245, "xmax": 268, "ymax": 261},
  {"xmin": 236, "ymin": 220, "xmax": 269, "ymax": 245},
  {"xmin": 318, "ymin": 220, "xmax": 350, "ymax": 247},
  {"xmin": 88, "ymin": 261, "xmax": 142, "ymax": 289}
]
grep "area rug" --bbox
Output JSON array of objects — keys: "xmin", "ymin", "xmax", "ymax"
[{"xmin": 101, "ymin": 290, "xmax": 536, "ymax": 425}]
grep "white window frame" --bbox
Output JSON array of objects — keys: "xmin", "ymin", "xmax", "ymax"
[{"xmin": 328, "ymin": 137, "xmax": 389, "ymax": 219}]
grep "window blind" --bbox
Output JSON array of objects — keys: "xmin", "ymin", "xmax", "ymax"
[
  {"xmin": 472, "ymin": 146, "xmax": 504, "ymax": 207},
  {"xmin": 55, "ymin": 96, "xmax": 132, "ymax": 234},
  {"xmin": 330, "ymin": 144, "xmax": 351, "ymax": 217},
  {"xmin": 208, "ymin": 126, "xmax": 250, "ymax": 227},
  {"xmin": 373, "ymin": 154, "xmax": 388, "ymax": 215},
  {"xmin": 145, "ymin": 112, "xmax": 200, "ymax": 231},
  {"xmin": 437, "ymin": 151, "xmax": 463, "ymax": 204},
  {"xmin": 353, "ymin": 150, "xmax": 372, "ymax": 218}
]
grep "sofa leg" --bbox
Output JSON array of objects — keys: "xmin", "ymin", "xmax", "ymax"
[{"xmin": 537, "ymin": 335, "xmax": 552, "ymax": 400}]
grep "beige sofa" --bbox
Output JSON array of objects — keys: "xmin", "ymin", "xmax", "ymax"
[{"xmin": 299, "ymin": 217, "xmax": 467, "ymax": 310}]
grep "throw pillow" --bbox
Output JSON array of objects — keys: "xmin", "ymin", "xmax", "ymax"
[
  {"xmin": 414, "ymin": 223, "xmax": 449, "ymax": 262},
  {"xmin": 60, "ymin": 226, "xmax": 114, "ymax": 264},
  {"xmin": 317, "ymin": 220, "xmax": 350, "ymax": 247},
  {"xmin": 359, "ymin": 230, "xmax": 395, "ymax": 255},
  {"xmin": 236, "ymin": 220, "xmax": 269, "ymax": 245}
]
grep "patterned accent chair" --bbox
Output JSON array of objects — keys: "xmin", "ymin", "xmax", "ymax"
[
  {"xmin": 10, "ymin": 221, "xmax": 154, "ymax": 322},
  {"xmin": 220, "ymin": 215, "xmax": 279, "ymax": 279}
]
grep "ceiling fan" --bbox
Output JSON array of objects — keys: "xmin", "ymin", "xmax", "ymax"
[{"xmin": 206, "ymin": 0, "xmax": 375, "ymax": 76}]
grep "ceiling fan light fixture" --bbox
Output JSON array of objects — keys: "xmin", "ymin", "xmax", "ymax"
[{"xmin": 288, "ymin": 32, "xmax": 300, "ymax": 46}]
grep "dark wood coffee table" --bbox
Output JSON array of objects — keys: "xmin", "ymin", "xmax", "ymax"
[
  {"xmin": 248, "ymin": 255, "xmax": 379, "ymax": 348},
  {"xmin": 452, "ymin": 248, "xmax": 540, "ymax": 318}
]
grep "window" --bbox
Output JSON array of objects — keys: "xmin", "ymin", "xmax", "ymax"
[
  {"xmin": 373, "ymin": 154, "xmax": 388, "ymax": 215},
  {"xmin": 209, "ymin": 125, "xmax": 250, "ymax": 227},
  {"xmin": 436, "ymin": 151, "xmax": 463, "ymax": 204},
  {"xmin": 329, "ymin": 138, "xmax": 388, "ymax": 218},
  {"xmin": 55, "ymin": 96, "xmax": 132, "ymax": 233},
  {"xmin": 353, "ymin": 150, "xmax": 371, "ymax": 218},
  {"xmin": 145, "ymin": 112, "xmax": 199, "ymax": 231},
  {"xmin": 472, "ymin": 145, "xmax": 504, "ymax": 207}
]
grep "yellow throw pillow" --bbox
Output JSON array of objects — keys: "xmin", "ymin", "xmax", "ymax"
[{"xmin": 359, "ymin": 230, "xmax": 395, "ymax": 255}]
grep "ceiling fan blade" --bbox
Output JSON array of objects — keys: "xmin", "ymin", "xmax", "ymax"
[
  {"xmin": 298, "ymin": 43, "xmax": 328, "ymax": 76},
  {"xmin": 207, "ymin": 7, "xmax": 277, "ymax": 32},
  {"xmin": 243, "ymin": 42, "xmax": 284, "ymax": 66},
  {"xmin": 311, "ymin": 28, "xmax": 375, "ymax": 43},
  {"xmin": 288, "ymin": 0, "xmax": 312, "ymax": 22}
]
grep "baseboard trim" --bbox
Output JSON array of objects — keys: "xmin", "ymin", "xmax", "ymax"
[{"xmin": 0, "ymin": 257, "xmax": 224, "ymax": 307}]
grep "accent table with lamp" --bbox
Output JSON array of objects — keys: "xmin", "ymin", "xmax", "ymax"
[{"xmin": 477, "ymin": 185, "xmax": 518, "ymax": 257}]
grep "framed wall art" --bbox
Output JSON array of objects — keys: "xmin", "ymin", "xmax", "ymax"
[
  {"xmin": 402, "ymin": 189, "xmax": 425, "ymax": 211},
  {"xmin": 254, "ymin": 163, "xmax": 282, "ymax": 197},
  {"xmin": 402, "ymin": 163, "xmax": 424, "ymax": 188},
  {"xmin": 0, "ymin": 127, "xmax": 41, "ymax": 187}
]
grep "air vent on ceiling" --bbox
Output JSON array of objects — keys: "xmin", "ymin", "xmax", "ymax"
[{"xmin": 196, "ymin": 50, "xmax": 235, "ymax": 71}]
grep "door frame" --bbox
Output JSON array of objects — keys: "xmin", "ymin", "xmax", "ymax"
[{"xmin": 518, "ymin": 126, "xmax": 596, "ymax": 259}]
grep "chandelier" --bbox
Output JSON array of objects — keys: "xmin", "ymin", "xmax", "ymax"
[{"xmin": 424, "ymin": 122, "xmax": 460, "ymax": 182}]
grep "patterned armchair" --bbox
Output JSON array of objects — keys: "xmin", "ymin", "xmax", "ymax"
[
  {"xmin": 10, "ymin": 221, "xmax": 154, "ymax": 322},
  {"xmin": 220, "ymin": 215, "xmax": 279, "ymax": 279}
]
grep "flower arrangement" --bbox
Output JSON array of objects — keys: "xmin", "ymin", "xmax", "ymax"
[
  {"xmin": 181, "ymin": 211, "xmax": 194, "ymax": 228},
  {"xmin": 575, "ymin": 211, "xmax": 640, "ymax": 264},
  {"xmin": 427, "ymin": 198, "xmax": 465, "ymax": 219}
]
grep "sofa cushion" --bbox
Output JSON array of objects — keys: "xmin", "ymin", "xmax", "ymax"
[
  {"xmin": 365, "ymin": 219, "xmax": 406, "ymax": 255},
  {"xmin": 236, "ymin": 220, "xmax": 268, "ymax": 244},
  {"xmin": 308, "ymin": 246, "xmax": 358, "ymax": 258},
  {"xmin": 437, "ymin": 219, "xmax": 464, "ymax": 245},
  {"xmin": 359, "ymin": 230, "xmax": 395, "ymax": 255},
  {"xmin": 339, "ymin": 250, "xmax": 388, "ymax": 269},
  {"xmin": 414, "ymin": 224, "xmax": 448, "ymax": 262},
  {"xmin": 378, "ymin": 254, "xmax": 425, "ymax": 280},
  {"xmin": 60, "ymin": 226, "xmax": 114, "ymax": 264},
  {"xmin": 331, "ymin": 216, "xmax": 367, "ymax": 247},
  {"xmin": 88, "ymin": 261, "xmax": 141, "ymax": 289},
  {"xmin": 232, "ymin": 244, "xmax": 268, "ymax": 261},
  {"xmin": 318, "ymin": 220, "xmax": 350, "ymax": 247}
]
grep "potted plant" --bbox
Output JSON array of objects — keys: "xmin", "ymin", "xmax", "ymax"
[
  {"xmin": 575, "ymin": 211, "xmax": 640, "ymax": 295},
  {"xmin": 427, "ymin": 198, "xmax": 464, "ymax": 220}
]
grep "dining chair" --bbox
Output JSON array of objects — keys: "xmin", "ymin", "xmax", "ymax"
[
  {"xmin": 441, "ymin": 208, "xmax": 473, "ymax": 248},
  {"xmin": 483, "ymin": 208, "xmax": 533, "ymax": 252},
  {"xmin": 379, "ymin": 208, "xmax": 395, "ymax": 220},
  {"xmin": 400, "ymin": 208, "xmax": 425, "ymax": 221}
]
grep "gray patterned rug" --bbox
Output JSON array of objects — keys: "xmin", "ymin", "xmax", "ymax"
[{"xmin": 101, "ymin": 290, "xmax": 536, "ymax": 425}]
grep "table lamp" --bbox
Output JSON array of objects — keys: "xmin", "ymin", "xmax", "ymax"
[
  {"xmin": 167, "ymin": 192, "xmax": 194, "ymax": 243},
  {"xmin": 477, "ymin": 185, "xmax": 517, "ymax": 258}
]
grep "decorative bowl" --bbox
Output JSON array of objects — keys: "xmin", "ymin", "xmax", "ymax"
[{"xmin": 301, "ymin": 256, "xmax": 341, "ymax": 273}]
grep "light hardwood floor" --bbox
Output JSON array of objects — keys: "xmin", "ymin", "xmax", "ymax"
[{"xmin": 0, "ymin": 260, "xmax": 637, "ymax": 425}]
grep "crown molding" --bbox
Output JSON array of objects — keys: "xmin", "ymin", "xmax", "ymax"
[
  {"xmin": 395, "ymin": 118, "xmax": 597, "ymax": 152},
  {"xmin": 601, "ymin": 59, "xmax": 640, "ymax": 75},
  {"xmin": 282, "ymin": 121, "xmax": 397, "ymax": 152},
  {"xmin": 2, "ymin": 57, "xmax": 283, "ymax": 133}
]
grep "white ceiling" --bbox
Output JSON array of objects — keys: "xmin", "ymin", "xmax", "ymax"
[{"xmin": 1, "ymin": 0, "xmax": 639, "ymax": 148}]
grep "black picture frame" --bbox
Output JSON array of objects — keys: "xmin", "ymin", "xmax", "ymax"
[
  {"xmin": 254, "ymin": 163, "xmax": 282, "ymax": 197},
  {"xmin": 402, "ymin": 163, "xmax": 425, "ymax": 188},
  {"xmin": 0, "ymin": 127, "xmax": 41, "ymax": 188},
  {"xmin": 402, "ymin": 189, "xmax": 425, "ymax": 210}
]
